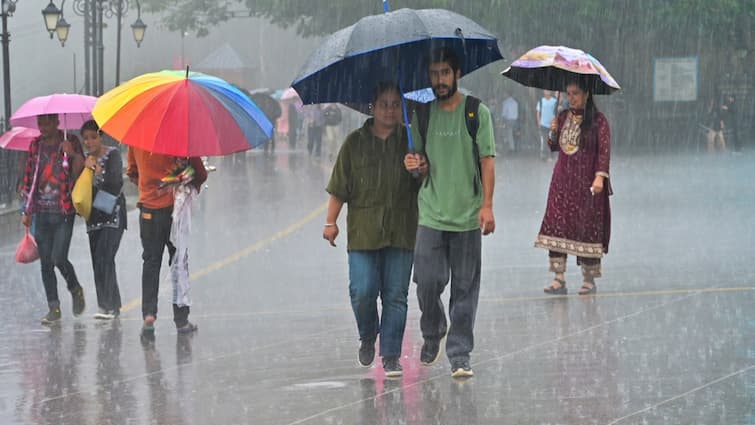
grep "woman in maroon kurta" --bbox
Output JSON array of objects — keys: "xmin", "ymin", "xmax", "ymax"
[{"xmin": 536, "ymin": 80, "xmax": 611, "ymax": 295}]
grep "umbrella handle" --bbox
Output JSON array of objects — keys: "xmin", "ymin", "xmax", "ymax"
[{"xmin": 397, "ymin": 70, "xmax": 420, "ymax": 178}]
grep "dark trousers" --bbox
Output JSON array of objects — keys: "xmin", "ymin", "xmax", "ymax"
[
  {"xmin": 34, "ymin": 212, "xmax": 81, "ymax": 306},
  {"xmin": 288, "ymin": 127, "xmax": 298, "ymax": 149},
  {"xmin": 307, "ymin": 125, "xmax": 322, "ymax": 156},
  {"xmin": 88, "ymin": 226, "xmax": 124, "ymax": 312},
  {"xmin": 413, "ymin": 225, "xmax": 481, "ymax": 362},
  {"xmin": 139, "ymin": 206, "xmax": 183, "ymax": 323}
]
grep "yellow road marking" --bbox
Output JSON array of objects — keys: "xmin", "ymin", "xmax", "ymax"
[
  {"xmin": 120, "ymin": 201, "xmax": 328, "ymax": 313},
  {"xmin": 481, "ymin": 286, "xmax": 755, "ymax": 304}
]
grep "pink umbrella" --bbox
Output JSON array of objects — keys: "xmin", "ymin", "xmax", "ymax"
[
  {"xmin": 0, "ymin": 127, "xmax": 40, "ymax": 151},
  {"xmin": 10, "ymin": 93, "xmax": 98, "ymax": 130}
]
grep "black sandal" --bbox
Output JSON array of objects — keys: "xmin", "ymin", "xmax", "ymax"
[
  {"xmin": 544, "ymin": 278, "xmax": 567, "ymax": 295},
  {"xmin": 578, "ymin": 280, "xmax": 597, "ymax": 295}
]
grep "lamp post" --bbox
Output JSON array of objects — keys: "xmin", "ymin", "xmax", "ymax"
[
  {"xmin": 2, "ymin": 0, "xmax": 17, "ymax": 127},
  {"xmin": 42, "ymin": 0, "xmax": 146, "ymax": 95}
]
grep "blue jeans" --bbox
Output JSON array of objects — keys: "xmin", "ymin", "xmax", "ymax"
[
  {"xmin": 34, "ymin": 212, "xmax": 81, "ymax": 305},
  {"xmin": 348, "ymin": 247, "xmax": 413, "ymax": 358}
]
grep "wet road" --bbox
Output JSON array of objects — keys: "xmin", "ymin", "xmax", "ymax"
[{"xmin": 1, "ymin": 146, "xmax": 753, "ymax": 424}]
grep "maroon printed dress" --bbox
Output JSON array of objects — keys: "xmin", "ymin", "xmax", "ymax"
[{"xmin": 535, "ymin": 109, "xmax": 611, "ymax": 258}]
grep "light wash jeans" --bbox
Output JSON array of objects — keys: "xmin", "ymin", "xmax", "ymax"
[{"xmin": 348, "ymin": 247, "xmax": 413, "ymax": 358}]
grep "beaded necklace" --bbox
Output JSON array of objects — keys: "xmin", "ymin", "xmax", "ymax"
[{"xmin": 559, "ymin": 111, "xmax": 583, "ymax": 155}]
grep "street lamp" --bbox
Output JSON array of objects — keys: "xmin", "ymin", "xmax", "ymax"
[
  {"xmin": 43, "ymin": 0, "xmax": 147, "ymax": 95},
  {"xmin": 2, "ymin": 0, "xmax": 17, "ymax": 126},
  {"xmin": 41, "ymin": 1, "xmax": 62, "ymax": 39},
  {"xmin": 131, "ymin": 17, "xmax": 146, "ymax": 47},
  {"xmin": 55, "ymin": 16, "xmax": 70, "ymax": 46}
]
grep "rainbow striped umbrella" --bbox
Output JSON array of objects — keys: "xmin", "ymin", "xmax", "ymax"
[{"xmin": 92, "ymin": 69, "xmax": 273, "ymax": 157}]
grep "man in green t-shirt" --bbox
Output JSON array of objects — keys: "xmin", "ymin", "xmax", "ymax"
[{"xmin": 404, "ymin": 47, "xmax": 496, "ymax": 378}]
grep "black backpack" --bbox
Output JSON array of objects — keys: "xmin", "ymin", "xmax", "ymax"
[{"xmin": 415, "ymin": 95, "xmax": 483, "ymax": 193}]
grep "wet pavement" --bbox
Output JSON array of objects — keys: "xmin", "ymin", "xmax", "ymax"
[{"xmin": 0, "ymin": 146, "xmax": 753, "ymax": 424}]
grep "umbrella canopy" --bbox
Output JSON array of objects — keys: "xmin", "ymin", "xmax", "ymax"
[
  {"xmin": 0, "ymin": 127, "xmax": 40, "ymax": 151},
  {"xmin": 280, "ymin": 87, "xmax": 300, "ymax": 101},
  {"xmin": 10, "ymin": 94, "xmax": 97, "ymax": 129},
  {"xmin": 92, "ymin": 69, "xmax": 274, "ymax": 157},
  {"xmin": 291, "ymin": 8, "xmax": 503, "ymax": 105},
  {"xmin": 501, "ymin": 45, "xmax": 620, "ymax": 95}
]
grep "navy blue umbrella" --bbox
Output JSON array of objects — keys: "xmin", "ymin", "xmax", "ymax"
[{"xmin": 291, "ymin": 8, "xmax": 503, "ymax": 106}]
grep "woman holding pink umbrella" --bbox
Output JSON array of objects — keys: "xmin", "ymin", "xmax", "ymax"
[
  {"xmin": 13, "ymin": 93, "xmax": 95, "ymax": 324},
  {"xmin": 20, "ymin": 113, "xmax": 86, "ymax": 324}
]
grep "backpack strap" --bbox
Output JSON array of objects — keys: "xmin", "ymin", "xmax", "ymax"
[{"xmin": 464, "ymin": 95, "xmax": 482, "ymax": 192}]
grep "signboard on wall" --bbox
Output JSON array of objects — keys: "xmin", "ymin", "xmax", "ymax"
[{"xmin": 653, "ymin": 57, "xmax": 698, "ymax": 102}]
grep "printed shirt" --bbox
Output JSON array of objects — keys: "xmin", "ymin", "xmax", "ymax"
[
  {"xmin": 411, "ymin": 95, "xmax": 495, "ymax": 232},
  {"xmin": 326, "ymin": 119, "xmax": 419, "ymax": 251},
  {"xmin": 22, "ymin": 132, "xmax": 84, "ymax": 216}
]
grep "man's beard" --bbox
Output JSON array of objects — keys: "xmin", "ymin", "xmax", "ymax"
[{"xmin": 432, "ymin": 79, "xmax": 458, "ymax": 101}]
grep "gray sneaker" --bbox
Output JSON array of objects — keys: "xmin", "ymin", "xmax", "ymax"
[
  {"xmin": 420, "ymin": 338, "xmax": 442, "ymax": 366},
  {"xmin": 41, "ymin": 307, "xmax": 62, "ymax": 325},
  {"xmin": 382, "ymin": 357, "xmax": 403, "ymax": 378},
  {"xmin": 71, "ymin": 286, "xmax": 85, "ymax": 316},
  {"xmin": 451, "ymin": 359, "xmax": 474, "ymax": 378},
  {"xmin": 358, "ymin": 339, "xmax": 376, "ymax": 367}
]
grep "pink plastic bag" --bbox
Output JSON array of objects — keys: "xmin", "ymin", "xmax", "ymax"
[{"xmin": 15, "ymin": 228, "xmax": 39, "ymax": 264}]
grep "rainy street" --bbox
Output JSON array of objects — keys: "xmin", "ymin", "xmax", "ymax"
[{"xmin": 0, "ymin": 147, "xmax": 752, "ymax": 425}]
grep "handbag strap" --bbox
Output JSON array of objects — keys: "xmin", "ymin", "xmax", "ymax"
[{"xmin": 24, "ymin": 146, "xmax": 42, "ymax": 212}]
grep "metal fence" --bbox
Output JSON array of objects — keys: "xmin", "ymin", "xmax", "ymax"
[{"xmin": 0, "ymin": 118, "xmax": 23, "ymax": 209}]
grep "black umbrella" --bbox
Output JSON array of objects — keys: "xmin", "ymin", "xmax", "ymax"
[
  {"xmin": 291, "ymin": 6, "xmax": 502, "ymax": 154},
  {"xmin": 291, "ymin": 8, "xmax": 503, "ymax": 105}
]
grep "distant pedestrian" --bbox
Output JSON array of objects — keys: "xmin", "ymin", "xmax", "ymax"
[
  {"xmin": 536, "ymin": 90, "xmax": 559, "ymax": 160},
  {"xmin": 20, "ymin": 113, "xmax": 86, "ymax": 324},
  {"xmin": 323, "ymin": 83, "xmax": 419, "ymax": 377},
  {"xmin": 703, "ymin": 97, "xmax": 725, "ymax": 153},
  {"xmin": 501, "ymin": 91, "xmax": 519, "ymax": 152},
  {"xmin": 127, "ymin": 146, "xmax": 207, "ymax": 339},
  {"xmin": 720, "ymin": 95, "xmax": 739, "ymax": 154},
  {"xmin": 306, "ymin": 104, "xmax": 325, "ymax": 157},
  {"xmin": 536, "ymin": 78, "xmax": 612, "ymax": 296},
  {"xmin": 288, "ymin": 103, "xmax": 299, "ymax": 150},
  {"xmin": 404, "ymin": 47, "xmax": 496, "ymax": 378},
  {"xmin": 80, "ymin": 120, "xmax": 127, "ymax": 320}
]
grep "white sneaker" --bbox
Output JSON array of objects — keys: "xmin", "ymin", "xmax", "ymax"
[{"xmin": 93, "ymin": 310, "xmax": 116, "ymax": 320}]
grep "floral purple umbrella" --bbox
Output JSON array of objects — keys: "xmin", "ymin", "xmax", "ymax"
[{"xmin": 501, "ymin": 45, "xmax": 620, "ymax": 95}]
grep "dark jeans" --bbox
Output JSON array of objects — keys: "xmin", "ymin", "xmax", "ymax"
[
  {"xmin": 348, "ymin": 247, "xmax": 413, "ymax": 358},
  {"xmin": 139, "ymin": 206, "xmax": 181, "ymax": 322},
  {"xmin": 288, "ymin": 127, "xmax": 298, "ymax": 149},
  {"xmin": 88, "ymin": 226, "xmax": 124, "ymax": 312},
  {"xmin": 34, "ymin": 212, "xmax": 81, "ymax": 305},
  {"xmin": 307, "ymin": 125, "xmax": 322, "ymax": 156},
  {"xmin": 413, "ymin": 225, "xmax": 481, "ymax": 363}
]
